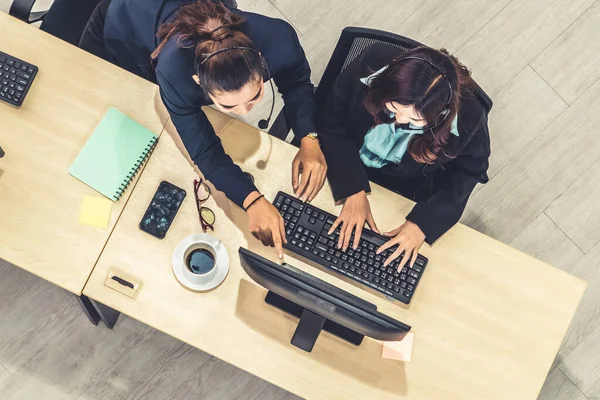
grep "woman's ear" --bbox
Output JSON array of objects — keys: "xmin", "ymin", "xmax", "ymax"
[
  {"xmin": 192, "ymin": 74, "xmax": 201, "ymax": 86},
  {"xmin": 385, "ymin": 102, "xmax": 396, "ymax": 115}
]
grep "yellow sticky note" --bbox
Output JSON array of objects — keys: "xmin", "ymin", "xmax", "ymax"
[
  {"xmin": 382, "ymin": 332, "xmax": 415, "ymax": 362},
  {"xmin": 79, "ymin": 195, "xmax": 113, "ymax": 229}
]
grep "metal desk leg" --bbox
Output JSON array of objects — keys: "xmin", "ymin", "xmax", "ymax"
[
  {"xmin": 90, "ymin": 298, "xmax": 121, "ymax": 329},
  {"xmin": 76, "ymin": 294, "xmax": 100, "ymax": 326}
]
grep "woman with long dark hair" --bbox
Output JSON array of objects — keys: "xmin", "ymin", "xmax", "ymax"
[
  {"xmin": 79, "ymin": 0, "xmax": 327, "ymax": 258},
  {"xmin": 317, "ymin": 43, "xmax": 490, "ymax": 268}
]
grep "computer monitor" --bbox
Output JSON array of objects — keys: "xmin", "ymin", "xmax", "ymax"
[{"xmin": 239, "ymin": 247, "xmax": 411, "ymax": 352}]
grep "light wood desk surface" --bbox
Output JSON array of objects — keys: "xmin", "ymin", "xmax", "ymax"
[
  {"xmin": 84, "ymin": 116, "xmax": 586, "ymax": 399},
  {"xmin": 0, "ymin": 13, "xmax": 231, "ymax": 295}
]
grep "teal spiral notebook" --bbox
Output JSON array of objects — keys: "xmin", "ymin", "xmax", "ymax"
[{"xmin": 69, "ymin": 108, "xmax": 158, "ymax": 201}]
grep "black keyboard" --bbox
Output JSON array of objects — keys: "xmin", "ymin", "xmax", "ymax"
[
  {"xmin": 0, "ymin": 51, "xmax": 38, "ymax": 107},
  {"xmin": 273, "ymin": 191, "xmax": 428, "ymax": 304}
]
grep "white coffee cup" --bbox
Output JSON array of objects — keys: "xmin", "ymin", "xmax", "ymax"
[{"xmin": 173, "ymin": 234, "xmax": 229, "ymax": 291}]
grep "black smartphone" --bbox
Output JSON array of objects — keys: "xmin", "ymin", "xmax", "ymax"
[{"xmin": 139, "ymin": 181, "xmax": 186, "ymax": 239}]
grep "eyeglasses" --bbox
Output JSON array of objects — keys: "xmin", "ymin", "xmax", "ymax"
[{"xmin": 193, "ymin": 179, "xmax": 216, "ymax": 233}]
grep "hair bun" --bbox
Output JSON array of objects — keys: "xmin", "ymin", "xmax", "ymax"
[{"xmin": 210, "ymin": 26, "xmax": 232, "ymax": 41}]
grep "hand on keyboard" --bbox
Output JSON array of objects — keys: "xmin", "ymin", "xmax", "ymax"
[
  {"xmin": 377, "ymin": 221, "xmax": 426, "ymax": 269},
  {"xmin": 246, "ymin": 193, "xmax": 287, "ymax": 259},
  {"xmin": 328, "ymin": 191, "xmax": 379, "ymax": 251}
]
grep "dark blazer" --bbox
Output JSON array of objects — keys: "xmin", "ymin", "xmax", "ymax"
[
  {"xmin": 102, "ymin": 0, "xmax": 316, "ymax": 207},
  {"xmin": 317, "ymin": 43, "xmax": 491, "ymax": 244}
]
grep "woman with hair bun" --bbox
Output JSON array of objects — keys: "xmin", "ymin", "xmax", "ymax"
[{"xmin": 80, "ymin": 0, "xmax": 327, "ymax": 259}]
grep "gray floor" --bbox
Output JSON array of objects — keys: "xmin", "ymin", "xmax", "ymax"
[{"xmin": 2, "ymin": 0, "xmax": 600, "ymax": 399}]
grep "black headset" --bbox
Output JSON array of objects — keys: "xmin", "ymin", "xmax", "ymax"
[
  {"xmin": 197, "ymin": 47, "xmax": 275, "ymax": 130},
  {"xmin": 153, "ymin": 1, "xmax": 275, "ymax": 130},
  {"xmin": 394, "ymin": 56, "xmax": 453, "ymax": 130}
]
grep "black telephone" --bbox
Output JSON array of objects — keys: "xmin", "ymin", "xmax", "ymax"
[{"xmin": 139, "ymin": 181, "xmax": 186, "ymax": 239}]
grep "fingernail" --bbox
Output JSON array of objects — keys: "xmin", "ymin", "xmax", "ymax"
[{"xmin": 278, "ymin": 253, "xmax": 283, "ymax": 259}]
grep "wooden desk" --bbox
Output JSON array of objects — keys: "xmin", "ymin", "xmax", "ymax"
[
  {"xmin": 83, "ymin": 117, "xmax": 586, "ymax": 399},
  {"xmin": 0, "ymin": 13, "xmax": 231, "ymax": 295}
]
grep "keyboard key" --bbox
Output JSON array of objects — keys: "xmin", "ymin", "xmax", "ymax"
[
  {"xmin": 407, "ymin": 277, "xmax": 417, "ymax": 285},
  {"xmin": 304, "ymin": 207, "xmax": 312, "ymax": 215},
  {"xmin": 393, "ymin": 285, "xmax": 400, "ymax": 292},
  {"xmin": 408, "ymin": 270, "xmax": 419, "ymax": 279},
  {"xmin": 309, "ymin": 217, "xmax": 316, "ymax": 224},
  {"xmin": 400, "ymin": 281, "xmax": 407, "ymax": 289},
  {"xmin": 16, "ymin": 70, "xmax": 31, "ymax": 80},
  {"xmin": 412, "ymin": 264, "xmax": 423, "ymax": 273},
  {"xmin": 318, "ymin": 213, "xmax": 325, "ymax": 221},
  {"xmin": 404, "ymin": 290, "xmax": 412, "ymax": 299},
  {"xmin": 315, "ymin": 243, "xmax": 327, "ymax": 252},
  {"xmin": 291, "ymin": 200, "xmax": 303, "ymax": 210},
  {"xmin": 407, "ymin": 284, "xmax": 414, "ymax": 291}
]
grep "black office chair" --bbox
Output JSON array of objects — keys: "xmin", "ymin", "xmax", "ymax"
[
  {"xmin": 9, "ymin": 0, "xmax": 101, "ymax": 46},
  {"xmin": 268, "ymin": 26, "xmax": 493, "ymax": 143}
]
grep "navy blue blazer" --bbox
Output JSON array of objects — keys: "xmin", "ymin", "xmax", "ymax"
[{"xmin": 102, "ymin": 0, "xmax": 316, "ymax": 207}]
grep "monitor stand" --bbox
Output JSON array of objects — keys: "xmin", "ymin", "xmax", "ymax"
[{"xmin": 265, "ymin": 291, "xmax": 364, "ymax": 352}]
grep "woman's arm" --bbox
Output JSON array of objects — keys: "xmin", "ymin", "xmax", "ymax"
[
  {"xmin": 317, "ymin": 53, "xmax": 372, "ymax": 202},
  {"xmin": 406, "ymin": 113, "xmax": 491, "ymax": 244},
  {"xmin": 271, "ymin": 21, "xmax": 317, "ymax": 140},
  {"xmin": 157, "ymin": 70, "xmax": 257, "ymax": 208}
]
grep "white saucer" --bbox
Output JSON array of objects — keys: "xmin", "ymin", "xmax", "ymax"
[{"xmin": 172, "ymin": 234, "xmax": 229, "ymax": 292}]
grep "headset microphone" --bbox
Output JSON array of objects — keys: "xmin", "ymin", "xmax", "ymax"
[{"xmin": 258, "ymin": 78, "xmax": 275, "ymax": 130}]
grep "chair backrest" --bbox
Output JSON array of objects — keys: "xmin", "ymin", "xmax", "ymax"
[
  {"xmin": 40, "ymin": 0, "xmax": 102, "ymax": 46},
  {"xmin": 315, "ymin": 27, "xmax": 493, "ymax": 114}
]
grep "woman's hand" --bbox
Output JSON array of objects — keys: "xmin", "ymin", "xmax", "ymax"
[
  {"xmin": 292, "ymin": 136, "xmax": 327, "ymax": 202},
  {"xmin": 377, "ymin": 221, "xmax": 425, "ymax": 269},
  {"xmin": 245, "ymin": 192, "xmax": 287, "ymax": 259},
  {"xmin": 328, "ymin": 191, "xmax": 379, "ymax": 251}
]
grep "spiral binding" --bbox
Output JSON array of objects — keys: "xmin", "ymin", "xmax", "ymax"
[{"xmin": 112, "ymin": 137, "xmax": 159, "ymax": 201}]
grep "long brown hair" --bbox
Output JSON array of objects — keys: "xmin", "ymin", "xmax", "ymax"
[
  {"xmin": 151, "ymin": 1, "xmax": 263, "ymax": 94},
  {"xmin": 363, "ymin": 47, "xmax": 473, "ymax": 163}
]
